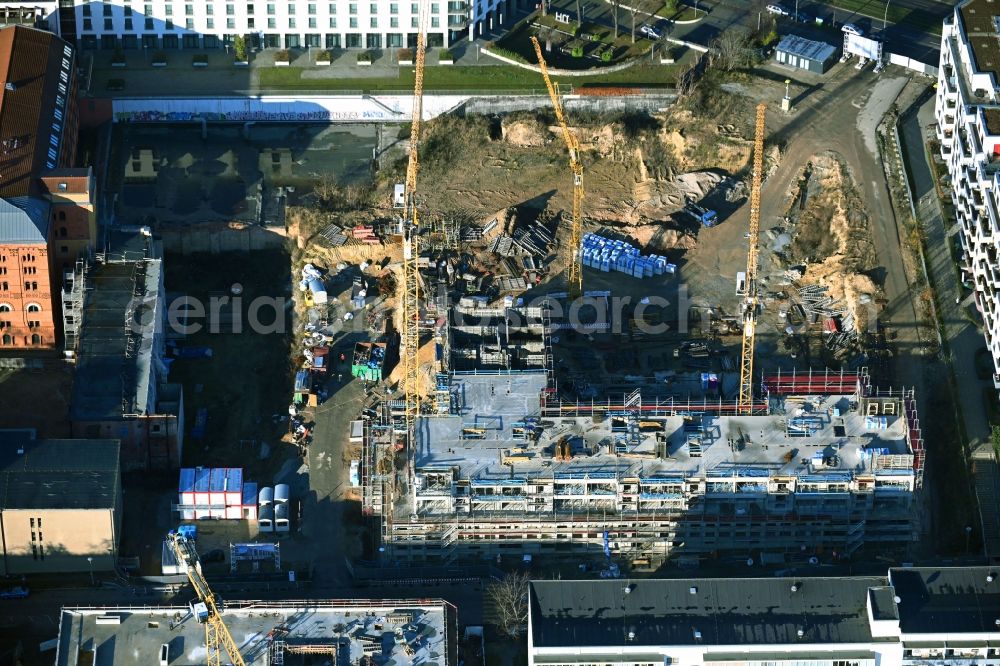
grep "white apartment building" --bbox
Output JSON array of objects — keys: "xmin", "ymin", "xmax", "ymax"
[
  {"xmin": 10, "ymin": 0, "xmax": 522, "ymax": 50},
  {"xmin": 529, "ymin": 568, "xmax": 1000, "ymax": 666},
  {"xmin": 935, "ymin": 0, "xmax": 1000, "ymax": 385}
]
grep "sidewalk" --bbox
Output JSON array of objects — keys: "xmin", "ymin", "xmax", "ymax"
[{"xmin": 899, "ymin": 87, "xmax": 999, "ymax": 558}]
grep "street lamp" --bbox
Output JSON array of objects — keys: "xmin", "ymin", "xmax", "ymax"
[
  {"xmin": 87, "ymin": 556, "xmax": 94, "ymax": 586},
  {"xmin": 882, "ymin": 0, "xmax": 890, "ymax": 33}
]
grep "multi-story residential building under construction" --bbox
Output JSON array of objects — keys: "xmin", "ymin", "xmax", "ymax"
[{"xmin": 362, "ymin": 299, "xmax": 925, "ymax": 566}]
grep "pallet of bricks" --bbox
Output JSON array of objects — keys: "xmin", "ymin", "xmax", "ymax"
[{"xmin": 351, "ymin": 225, "xmax": 381, "ymax": 244}]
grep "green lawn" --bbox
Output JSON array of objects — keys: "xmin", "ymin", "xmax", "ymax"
[
  {"xmin": 824, "ymin": 0, "xmax": 944, "ymax": 35},
  {"xmin": 258, "ymin": 62, "xmax": 677, "ymax": 92}
]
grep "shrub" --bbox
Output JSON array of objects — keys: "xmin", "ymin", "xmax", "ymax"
[
  {"xmin": 275, "ymin": 49, "xmax": 291, "ymax": 62},
  {"xmin": 152, "ymin": 51, "xmax": 167, "ymax": 64},
  {"xmin": 397, "ymin": 47, "xmax": 413, "ymax": 62},
  {"xmin": 357, "ymin": 50, "xmax": 373, "ymax": 63},
  {"xmin": 316, "ymin": 49, "xmax": 333, "ymax": 62},
  {"xmin": 233, "ymin": 34, "xmax": 248, "ymax": 61},
  {"xmin": 568, "ymin": 24, "xmax": 579, "ymax": 36},
  {"xmin": 600, "ymin": 48, "xmax": 613, "ymax": 62},
  {"xmin": 486, "ymin": 44, "xmax": 529, "ymax": 64},
  {"xmin": 571, "ymin": 45, "xmax": 584, "ymax": 58},
  {"xmin": 761, "ymin": 28, "xmax": 779, "ymax": 46},
  {"xmin": 192, "ymin": 53, "xmax": 208, "ymax": 65},
  {"xmin": 439, "ymin": 48, "xmax": 454, "ymax": 61}
]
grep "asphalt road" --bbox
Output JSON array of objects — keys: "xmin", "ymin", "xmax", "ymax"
[{"xmin": 665, "ymin": 0, "xmax": 943, "ymax": 64}]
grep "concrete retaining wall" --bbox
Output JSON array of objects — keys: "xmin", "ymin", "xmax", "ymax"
[
  {"xmin": 112, "ymin": 94, "xmax": 470, "ymax": 123},
  {"xmin": 159, "ymin": 225, "xmax": 287, "ymax": 254},
  {"xmin": 460, "ymin": 93, "xmax": 676, "ymax": 115}
]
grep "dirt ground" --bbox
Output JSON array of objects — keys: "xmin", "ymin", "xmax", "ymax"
[{"xmin": 163, "ymin": 249, "xmax": 296, "ymax": 482}]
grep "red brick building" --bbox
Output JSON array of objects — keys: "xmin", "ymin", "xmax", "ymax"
[{"xmin": 0, "ymin": 26, "xmax": 89, "ymax": 351}]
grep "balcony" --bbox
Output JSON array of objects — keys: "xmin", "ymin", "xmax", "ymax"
[{"xmin": 448, "ymin": 1, "xmax": 468, "ymax": 12}]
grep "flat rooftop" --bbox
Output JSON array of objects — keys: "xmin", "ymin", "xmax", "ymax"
[
  {"xmin": 0, "ymin": 435, "xmax": 119, "ymax": 509},
  {"xmin": 415, "ymin": 374, "xmax": 912, "ymax": 481},
  {"xmin": 984, "ymin": 108, "xmax": 1000, "ymax": 136},
  {"xmin": 530, "ymin": 576, "xmax": 887, "ymax": 648},
  {"xmin": 958, "ymin": 0, "xmax": 1000, "ymax": 82},
  {"xmin": 56, "ymin": 600, "xmax": 455, "ymax": 666}
]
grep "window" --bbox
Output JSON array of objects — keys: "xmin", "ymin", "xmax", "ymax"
[
  {"xmin": 411, "ymin": 2, "xmax": 418, "ymax": 12},
  {"xmin": 227, "ymin": 17, "xmax": 235, "ymax": 27},
  {"xmin": 31, "ymin": 544, "xmax": 36, "ymax": 560},
  {"xmin": 287, "ymin": 2, "xmax": 295, "ymax": 12},
  {"xmin": 248, "ymin": 17, "xmax": 255, "ymax": 27},
  {"xmin": 431, "ymin": 2, "xmax": 439, "ymax": 12},
  {"xmin": 185, "ymin": 3, "xmax": 192, "ymax": 14},
  {"xmin": 37, "ymin": 518, "xmax": 41, "ymax": 528},
  {"xmin": 104, "ymin": 18, "xmax": 113, "ymax": 30},
  {"xmin": 83, "ymin": 18, "xmax": 92, "ymax": 30},
  {"xmin": 165, "ymin": 18, "xmax": 174, "ymax": 29},
  {"xmin": 308, "ymin": 17, "xmax": 316, "ymax": 27},
  {"xmin": 328, "ymin": 17, "xmax": 336, "ymax": 26},
  {"xmin": 288, "ymin": 17, "xmax": 296, "ymax": 27},
  {"xmin": 328, "ymin": 3, "xmax": 335, "ymax": 12},
  {"xmin": 206, "ymin": 4, "xmax": 213, "ymax": 13},
  {"xmin": 144, "ymin": 17, "xmax": 154, "ymax": 28},
  {"xmin": 430, "ymin": 15, "xmax": 439, "ymax": 27},
  {"xmin": 144, "ymin": 3, "xmax": 152, "ymax": 14},
  {"xmin": 185, "ymin": 18, "xmax": 194, "ymax": 28},
  {"xmin": 103, "ymin": 4, "xmax": 112, "ymax": 15},
  {"xmin": 349, "ymin": 16, "xmax": 357, "ymax": 27},
  {"xmin": 410, "ymin": 15, "xmax": 417, "ymax": 26},
  {"xmin": 267, "ymin": 17, "xmax": 276, "ymax": 27},
  {"xmin": 247, "ymin": 3, "xmax": 254, "ymax": 13},
  {"xmin": 390, "ymin": 16, "xmax": 398, "ymax": 26},
  {"xmin": 60, "ymin": 245, "xmax": 69, "ymax": 254},
  {"xmin": 266, "ymin": 3, "xmax": 274, "ymax": 13},
  {"xmin": 124, "ymin": 18, "xmax": 133, "ymax": 29},
  {"xmin": 390, "ymin": 2, "xmax": 398, "ymax": 12},
  {"xmin": 165, "ymin": 4, "xmax": 172, "ymax": 14},
  {"xmin": 226, "ymin": 3, "xmax": 234, "ymax": 13},
  {"xmin": 206, "ymin": 17, "xmax": 214, "ymax": 27},
  {"xmin": 369, "ymin": 16, "xmax": 376, "ymax": 27},
  {"xmin": 308, "ymin": 3, "xmax": 316, "ymax": 13},
  {"xmin": 81, "ymin": 4, "xmax": 90, "ymax": 16},
  {"xmin": 369, "ymin": 3, "xmax": 376, "ymax": 12},
  {"xmin": 349, "ymin": 2, "xmax": 357, "ymax": 13}
]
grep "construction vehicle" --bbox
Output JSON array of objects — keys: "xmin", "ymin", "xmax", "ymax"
[
  {"xmin": 167, "ymin": 531, "xmax": 247, "ymax": 666},
  {"xmin": 683, "ymin": 201, "xmax": 719, "ymax": 227},
  {"xmin": 530, "ymin": 35, "xmax": 583, "ymax": 299},
  {"xmin": 737, "ymin": 103, "xmax": 768, "ymax": 415}
]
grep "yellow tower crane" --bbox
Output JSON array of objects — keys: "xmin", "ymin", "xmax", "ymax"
[
  {"xmin": 530, "ymin": 36, "xmax": 583, "ymax": 299},
  {"xmin": 401, "ymin": 1, "xmax": 430, "ymax": 447},
  {"xmin": 167, "ymin": 532, "xmax": 246, "ymax": 666},
  {"xmin": 737, "ymin": 103, "xmax": 768, "ymax": 415}
]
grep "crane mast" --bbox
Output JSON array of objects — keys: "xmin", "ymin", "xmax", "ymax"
[
  {"xmin": 530, "ymin": 36, "xmax": 583, "ymax": 299},
  {"xmin": 402, "ymin": 3, "xmax": 429, "ymax": 450},
  {"xmin": 167, "ymin": 533, "xmax": 247, "ymax": 666},
  {"xmin": 737, "ymin": 103, "xmax": 768, "ymax": 415}
]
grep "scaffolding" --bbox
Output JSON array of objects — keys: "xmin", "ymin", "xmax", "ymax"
[{"xmin": 61, "ymin": 257, "xmax": 87, "ymax": 353}]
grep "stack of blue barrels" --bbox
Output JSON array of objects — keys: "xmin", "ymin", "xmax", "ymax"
[{"xmin": 580, "ymin": 233, "xmax": 676, "ymax": 278}]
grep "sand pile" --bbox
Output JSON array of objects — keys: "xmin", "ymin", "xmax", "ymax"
[{"xmin": 502, "ymin": 119, "xmax": 547, "ymax": 147}]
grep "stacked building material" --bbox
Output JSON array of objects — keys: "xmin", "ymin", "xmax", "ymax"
[
  {"xmin": 351, "ymin": 225, "xmax": 381, "ymax": 244},
  {"xmin": 580, "ymin": 234, "xmax": 676, "ymax": 278}
]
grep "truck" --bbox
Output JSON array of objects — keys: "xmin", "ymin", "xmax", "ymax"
[{"xmin": 684, "ymin": 202, "xmax": 719, "ymax": 227}]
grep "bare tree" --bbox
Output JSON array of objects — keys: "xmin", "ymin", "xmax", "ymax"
[
  {"xmin": 709, "ymin": 27, "xmax": 754, "ymax": 71},
  {"xmin": 628, "ymin": 5, "xmax": 638, "ymax": 42},
  {"xmin": 575, "ymin": 0, "xmax": 583, "ymax": 28},
  {"xmin": 611, "ymin": 0, "xmax": 621, "ymax": 38},
  {"xmin": 486, "ymin": 572, "xmax": 530, "ymax": 639}
]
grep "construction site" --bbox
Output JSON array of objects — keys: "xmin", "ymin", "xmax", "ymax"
[{"xmin": 259, "ymin": 30, "xmax": 936, "ymax": 572}]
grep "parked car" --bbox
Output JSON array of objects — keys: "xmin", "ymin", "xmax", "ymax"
[
  {"xmin": 794, "ymin": 11, "xmax": 813, "ymax": 23},
  {"xmin": 0, "ymin": 587, "xmax": 29, "ymax": 599},
  {"xmin": 841, "ymin": 23, "xmax": 863, "ymax": 35},
  {"xmin": 639, "ymin": 24, "xmax": 662, "ymax": 39},
  {"xmin": 766, "ymin": 4, "xmax": 790, "ymax": 15}
]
